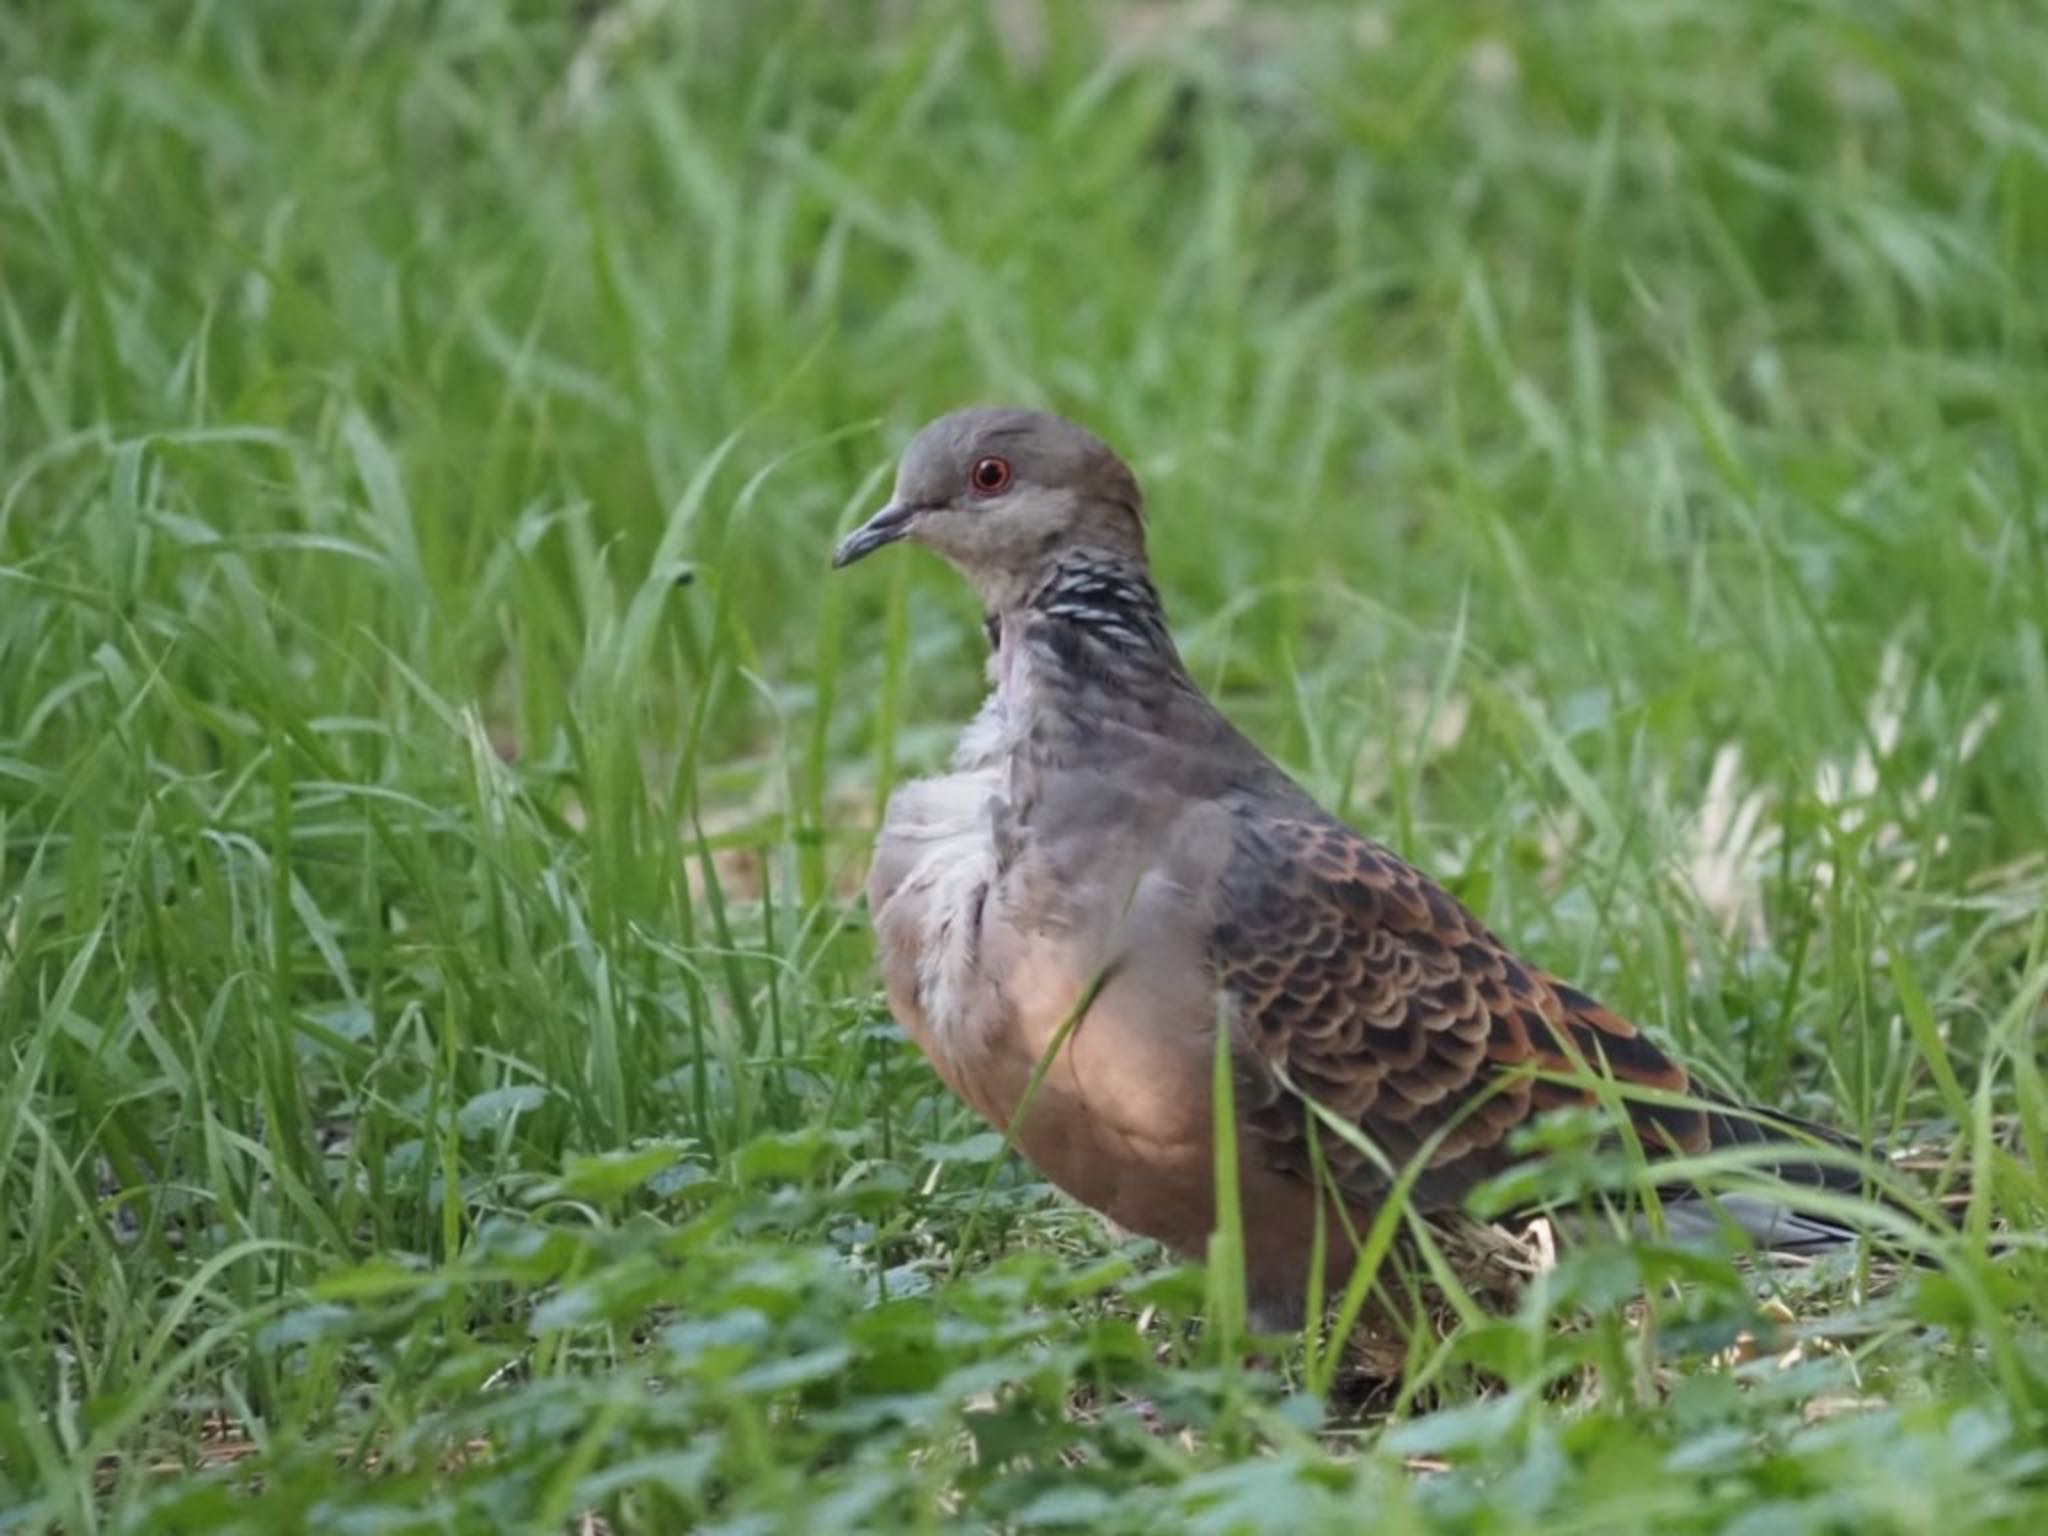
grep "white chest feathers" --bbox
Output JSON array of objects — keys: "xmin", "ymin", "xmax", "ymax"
[{"xmin": 867, "ymin": 693, "xmax": 1011, "ymax": 1067}]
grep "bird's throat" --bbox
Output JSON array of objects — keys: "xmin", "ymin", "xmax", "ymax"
[{"xmin": 996, "ymin": 612, "xmax": 1024, "ymax": 698}]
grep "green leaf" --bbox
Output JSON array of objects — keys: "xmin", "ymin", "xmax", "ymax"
[
  {"xmin": 456, "ymin": 1084, "xmax": 550, "ymax": 1137},
  {"xmin": 547, "ymin": 1142, "xmax": 693, "ymax": 1202}
]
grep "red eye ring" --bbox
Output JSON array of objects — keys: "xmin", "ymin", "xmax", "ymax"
[{"xmin": 968, "ymin": 456, "xmax": 1013, "ymax": 496}]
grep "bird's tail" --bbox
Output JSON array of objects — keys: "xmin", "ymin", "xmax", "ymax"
[{"xmin": 1661, "ymin": 1097, "xmax": 1881, "ymax": 1253}]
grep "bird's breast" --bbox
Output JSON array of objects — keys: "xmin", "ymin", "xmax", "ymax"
[{"xmin": 867, "ymin": 764, "xmax": 1006, "ymax": 1079}]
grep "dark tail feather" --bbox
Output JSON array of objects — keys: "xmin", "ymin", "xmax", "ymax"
[
  {"xmin": 1663, "ymin": 1097, "xmax": 1880, "ymax": 1253},
  {"xmin": 1703, "ymin": 1098, "xmax": 1873, "ymax": 1197}
]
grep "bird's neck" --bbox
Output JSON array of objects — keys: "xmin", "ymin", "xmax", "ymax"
[
  {"xmin": 988, "ymin": 548, "xmax": 1193, "ymax": 723},
  {"xmin": 1025, "ymin": 548, "xmax": 1175, "ymax": 650}
]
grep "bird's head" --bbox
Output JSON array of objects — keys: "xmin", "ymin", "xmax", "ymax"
[{"xmin": 832, "ymin": 408, "xmax": 1145, "ymax": 609}]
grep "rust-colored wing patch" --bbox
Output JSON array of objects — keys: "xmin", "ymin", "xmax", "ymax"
[{"xmin": 1215, "ymin": 815, "xmax": 1706, "ymax": 1203}]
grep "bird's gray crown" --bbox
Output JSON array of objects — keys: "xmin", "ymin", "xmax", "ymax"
[{"xmin": 892, "ymin": 407, "xmax": 1142, "ymax": 523}]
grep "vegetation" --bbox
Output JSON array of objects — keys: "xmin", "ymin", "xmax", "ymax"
[{"xmin": 3, "ymin": 1, "xmax": 2045, "ymax": 1529}]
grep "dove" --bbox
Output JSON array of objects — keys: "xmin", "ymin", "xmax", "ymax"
[{"xmin": 835, "ymin": 407, "xmax": 1865, "ymax": 1326}]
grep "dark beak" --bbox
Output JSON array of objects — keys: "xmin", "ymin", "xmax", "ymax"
[{"xmin": 831, "ymin": 501, "xmax": 919, "ymax": 569}]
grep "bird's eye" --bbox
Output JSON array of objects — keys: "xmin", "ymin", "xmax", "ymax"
[{"xmin": 968, "ymin": 456, "xmax": 1013, "ymax": 496}]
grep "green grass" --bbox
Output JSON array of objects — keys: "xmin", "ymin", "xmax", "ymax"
[{"xmin": 4, "ymin": 0, "xmax": 2047, "ymax": 1529}]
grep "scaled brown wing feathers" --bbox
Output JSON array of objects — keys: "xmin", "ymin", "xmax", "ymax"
[{"xmin": 1215, "ymin": 815, "xmax": 1708, "ymax": 1204}]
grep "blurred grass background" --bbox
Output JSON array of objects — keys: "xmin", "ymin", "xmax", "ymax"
[{"xmin": 3, "ymin": 1, "xmax": 2046, "ymax": 1530}]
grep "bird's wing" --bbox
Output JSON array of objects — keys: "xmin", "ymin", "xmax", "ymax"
[{"xmin": 1212, "ymin": 813, "xmax": 1707, "ymax": 1202}]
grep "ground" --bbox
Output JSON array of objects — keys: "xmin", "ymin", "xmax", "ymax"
[{"xmin": 3, "ymin": 2, "xmax": 2046, "ymax": 1532}]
